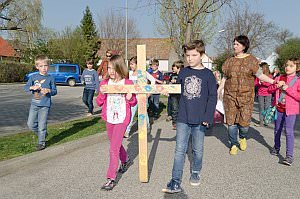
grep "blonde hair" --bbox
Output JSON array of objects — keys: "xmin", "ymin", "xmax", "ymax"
[
  {"xmin": 105, "ymin": 55, "xmax": 128, "ymax": 79},
  {"xmin": 35, "ymin": 55, "xmax": 49, "ymax": 66}
]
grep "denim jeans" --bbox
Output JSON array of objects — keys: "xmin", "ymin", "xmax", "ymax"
[
  {"xmin": 126, "ymin": 104, "xmax": 150, "ymax": 133},
  {"xmin": 82, "ymin": 88, "xmax": 95, "ymax": 113},
  {"xmin": 228, "ymin": 124, "xmax": 249, "ymax": 147},
  {"xmin": 170, "ymin": 94, "xmax": 180, "ymax": 125},
  {"xmin": 149, "ymin": 94, "xmax": 160, "ymax": 117},
  {"xmin": 258, "ymin": 95, "xmax": 272, "ymax": 121},
  {"xmin": 172, "ymin": 122, "xmax": 206, "ymax": 184},
  {"xmin": 27, "ymin": 104, "xmax": 50, "ymax": 146}
]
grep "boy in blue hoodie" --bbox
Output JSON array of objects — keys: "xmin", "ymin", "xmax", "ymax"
[
  {"xmin": 24, "ymin": 55, "xmax": 57, "ymax": 151},
  {"xmin": 82, "ymin": 59, "xmax": 99, "ymax": 116},
  {"xmin": 162, "ymin": 40, "xmax": 217, "ymax": 193}
]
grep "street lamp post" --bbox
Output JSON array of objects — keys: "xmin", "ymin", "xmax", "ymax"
[{"xmin": 125, "ymin": 0, "xmax": 128, "ymax": 64}]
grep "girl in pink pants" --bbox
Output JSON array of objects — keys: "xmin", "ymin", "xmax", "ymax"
[{"xmin": 96, "ymin": 55, "xmax": 137, "ymax": 190}]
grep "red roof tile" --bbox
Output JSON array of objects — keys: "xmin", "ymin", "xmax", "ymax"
[
  {"xmin": 97, "ymin": 38, "xmax": 173, "ymax": 60},
  {"xmin": 0, "ymin": 36, "xmax": 19, "ymax": 57}
]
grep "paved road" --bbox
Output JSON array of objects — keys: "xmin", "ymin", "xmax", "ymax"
[
  {"xmin": 0, "ymin": 83, "xmax": 101, "ymax": 136},
  {"xmin": 0, "ymin": 109, "xmax": 299, "ymax": 198}
]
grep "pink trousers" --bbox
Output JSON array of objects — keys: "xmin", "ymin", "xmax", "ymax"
[{"xmin": 106, "ymin": 122, "xmax": 128, "ymax": 180}]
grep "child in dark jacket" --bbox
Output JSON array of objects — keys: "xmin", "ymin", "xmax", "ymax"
[{"xmin": 162, "ymin": 40, "xmax": 217, "ymax": 193}]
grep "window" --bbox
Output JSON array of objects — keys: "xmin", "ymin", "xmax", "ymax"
[
  {"xmin": 58, "ymin": 65, "xmax": 76, "ymax": 73},
  {"xmin": 48, "ymin": 65, "xmax": 56, "ymax": 72}
]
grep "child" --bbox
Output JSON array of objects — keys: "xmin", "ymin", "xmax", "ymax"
[
  {"xmin": 24, "ymin": 55, "xmax": 57, "ymax": 151},
  {"xmin": 148, "ymin": 59, "xmax": 163, "ymax": 119},
  {"xmin": 254, "ymin": 62, "xmax": 272, "ymax": 126},
  {"xmin": 168, "ymin": 60, "xmax": 184, "ymax": 130},
  {"xmin": 96, "ymin": 55, "xmax": 137, "ymax": 190},
  {"xmin": 268, "ymin": 58, "xmax": 300, "ymax": 166},
  {"xmin": 162, "ymin": 40, "xmax": 217, "ymax": 193},
  {"xmin": 124, "ymin": 56, "xmax": 155, "ymax": 138},
  {"xmin": 213, "ymin": 70, "xmax": 224, "ymax": 125},
  {"xmin": 81, "ymin": 59, "xmax": 99, "ymax": 116}
]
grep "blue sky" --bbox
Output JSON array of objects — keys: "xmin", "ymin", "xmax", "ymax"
[{"xmin": 41, "ymin": 0, "xmax": 300, "ymax": 56}]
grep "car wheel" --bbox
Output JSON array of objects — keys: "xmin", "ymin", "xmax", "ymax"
[{"xmin": 68, "ymin": 78, "xmax": 76, "ymax": 87}]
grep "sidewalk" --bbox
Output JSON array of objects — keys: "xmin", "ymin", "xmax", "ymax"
[{"xmin": 0, "ymin": 111, "xmax": 299, "ymax": 199}]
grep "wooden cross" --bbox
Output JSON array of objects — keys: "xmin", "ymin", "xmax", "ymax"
[{"xmin": 102, "ymin": 45, "xmax": 181, "ymax": 182}]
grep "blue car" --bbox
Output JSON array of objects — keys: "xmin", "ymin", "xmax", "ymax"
[{"xmin": 24, "ymin": 63, "xmax": 81, "ymax": 86}]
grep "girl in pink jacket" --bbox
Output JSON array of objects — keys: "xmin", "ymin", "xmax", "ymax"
[
  {"xmin": 268, "ymin": 58, "xmax": 300, "ymax": 166},
  {"xmin": 96, "ymin": 55, "xmax": 137, "ymax": 190},
  {"xmin": 255, "ymin": 62, "xmax": 272, "ymax": 126}
]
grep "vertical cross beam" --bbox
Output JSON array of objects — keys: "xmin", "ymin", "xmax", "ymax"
[{"xmin": 136, "ymin": 45, "xmax": 148, "ymax": 182}]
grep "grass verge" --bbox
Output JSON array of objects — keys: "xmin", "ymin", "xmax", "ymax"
[{"xmin": 0, "ymin": 116, "xmax": 105, "ymax": 161}]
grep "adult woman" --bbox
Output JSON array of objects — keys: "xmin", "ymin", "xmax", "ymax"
[{"xmin": 218, "ymin": 35, "xmax": 276, "ymax": 155}]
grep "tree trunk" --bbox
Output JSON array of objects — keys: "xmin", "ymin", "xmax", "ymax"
[{"xmin": 185, "ymin": 21, "xmax": 192, "ymax": 44}]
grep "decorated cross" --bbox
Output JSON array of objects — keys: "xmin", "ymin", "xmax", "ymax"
[{"xmin": 102, "ymin": 45, "xmax": 181, "ymax": 182}]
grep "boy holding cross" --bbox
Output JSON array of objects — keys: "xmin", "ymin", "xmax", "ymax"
[{"xmin": 162, "ymin": 40, "xmax": 217, "ymax": 193}]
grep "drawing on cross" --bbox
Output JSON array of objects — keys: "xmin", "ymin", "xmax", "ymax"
[{"xmin": 101, "ymin": 45, "xmax": 181, "ymax": 182}]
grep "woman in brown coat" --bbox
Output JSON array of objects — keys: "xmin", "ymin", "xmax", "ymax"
[{"xmin": 218, "ymin": 35, "xmax": 276, "ymax": 155}]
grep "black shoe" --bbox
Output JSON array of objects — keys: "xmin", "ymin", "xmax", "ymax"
[
  {"xmin": 162, "ymin": 179, "xmax": 182, "ymax": 194},
  {"xmin": 189, "ymin": 173, "xmax": 201, "ymax": 186},
  {"xmin": 101, "ymin": 179, "xmax": 116, "ymax": 191},
  {"xmin": 36, "ymin": 144, "xmax": 46, "ymax": 151},
  {"xmin": 270, "ymin": 147, "xmax": 279, "ymax": 156},
  {"xmin": 282, "ymin": 156, "xmax": 293, "ymax": 166},
  {"xmin": 118, "ymin": 159, "xmax": 133, "ymax": 173}
]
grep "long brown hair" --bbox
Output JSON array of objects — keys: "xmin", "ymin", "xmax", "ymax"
[
  {"xmin": 260, "ymin": 62, "xmax": 270, "ymax": 75},
  {"xmin": 105, "ymin": 55, "xmax": 129, "ymax": 79}
]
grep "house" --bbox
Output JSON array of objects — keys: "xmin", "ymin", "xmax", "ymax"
[
  {"xmin": 0, "ymin": 36, "xmax": 20, "ymax": 61},
  {"xmin": 201, "ymin": 53, "xmax": 213, "ymax": 70},
  {"xmin": 96, "ymin": 38, "xmax": 178, "ymax": 72}
]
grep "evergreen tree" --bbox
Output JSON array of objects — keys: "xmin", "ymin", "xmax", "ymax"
[
  {"xmin": 80, "ymin": 6, "xmax": 98, "ymax": 61},
  {"xmin": 80, "ymin": 6, "xmax": 97, "ymax": 40}
]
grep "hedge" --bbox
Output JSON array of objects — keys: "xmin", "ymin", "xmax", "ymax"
[{"xmin": 0, "ymin": 61, "xmax": 34, "ymax": 83}]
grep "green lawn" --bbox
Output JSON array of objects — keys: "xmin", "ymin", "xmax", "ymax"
[
  {"xmin": 0, "ymin": 97, "xmax": 168, "ymax": 161},
  {"xmin": 0, "ymin": 116, "xmax": 106, "ymax": 161}
]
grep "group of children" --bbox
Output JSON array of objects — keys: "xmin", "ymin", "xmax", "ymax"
[{"xmin": 24, "ymin": 39, "xmax": 300, "ymax": 193}]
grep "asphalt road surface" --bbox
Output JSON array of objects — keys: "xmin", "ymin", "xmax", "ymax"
[{"xmin": 0, "ymin": 83, "xmax": 100, "ymax": 136}]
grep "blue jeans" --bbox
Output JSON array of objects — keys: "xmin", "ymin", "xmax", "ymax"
[
  {"xmin": 82, "ymin": 88, "xmax": 95, "ymax": 113},
  {"xmin": 228, "ymin": 124, "xmax": 249, "ymax": 147},
  {"xmin": 172, "ymin": 122, "xmax": 206, "ymax": 184},
  {"xmin": 27, "ymin": 104, "xmax": 50, "ymax": 146},
  {"xmin": 170, "ymin": 94, "xmax": 180, "ymax": 125},
  {"xmin": 258, "ymin": 95, "xmax": 272, "ymax": 121},
  {"xmin": 149, "ymin": 94, "xmax": 160, "ymax": 117},
  {"xmin": 126, "ymin": 104, "xmax": 150, "ymax": 133}
]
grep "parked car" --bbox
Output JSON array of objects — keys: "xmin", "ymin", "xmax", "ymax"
[
  {"xmin": 24, "ymin": 63, "xmax": 81, "ymax": 87},
  {"xmin": 163, "ymin": 71, "xmax": 173, "ymax": 84}
]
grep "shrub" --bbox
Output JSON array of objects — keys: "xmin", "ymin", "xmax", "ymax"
[
  {"xmin": 0, "ymin": 61, "xmax": 34, "ymax": 83},
  {"xmin": 275, "ymin": 38, "xmax": 300, "ymax": 67}
]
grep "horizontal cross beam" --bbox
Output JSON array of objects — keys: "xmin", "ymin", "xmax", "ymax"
[{"xmin": 102, "ymin": 84, "xmax": 181, "ymax": 94}]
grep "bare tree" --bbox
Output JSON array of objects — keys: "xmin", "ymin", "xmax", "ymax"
[
  {"xmin": 0, "ymin": 0, "xmax": 22, "ymax": 30},
  {"xmin": 147, "ymin": 0, "xmax": 233, "ymax": 59},
  {"xmin": 2, "ymin": 0, "xmax": 43, "ymax": 49},
  {"xmin": 97, "ymin": 10, "xmax": 140, "ymax": 56},
  {"xmin": 215, "ymin": 5, "xmax": 292, "ymax": 57}
]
